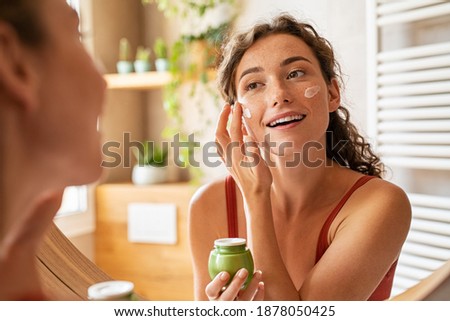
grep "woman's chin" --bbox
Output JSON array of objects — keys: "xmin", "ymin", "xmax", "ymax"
[
  {"xmin": 68, "ymin": 152, "xmax": 103, "ymax": 186},
  {"xmin": 86, "ymin": 164, "xmax": 104, "ymax": 183},
  {"xmin": 85, "ymin": 153, "xmax": 104, "ymax": 182},
  {"xmin": 71, "ymin": 166, "xmax": 103, "ymax": 186}
]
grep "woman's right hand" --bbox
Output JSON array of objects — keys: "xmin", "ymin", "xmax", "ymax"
[
  {"xmin": 215, "ymin": 103, "xmax": 273, "ymax": 197},
  {"xmin": 205, "ymin": 269, "xmax": 264, "ymax": 301}
]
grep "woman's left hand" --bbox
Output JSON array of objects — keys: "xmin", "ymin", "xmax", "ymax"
[{"xmin": 205, "ymin": 269, "xmax": 264, "ymax": 301}]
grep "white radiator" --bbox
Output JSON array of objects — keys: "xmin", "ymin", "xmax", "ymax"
[
  {"xmin": 394, "ymin": 194, "xmax": 450, "ymax": 295},
  {"xmin": 367, "ymin": 0, "xmax": 450, "ymax": 297}
]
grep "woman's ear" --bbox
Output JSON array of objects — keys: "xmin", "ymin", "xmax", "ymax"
[
  {"xmin": 327, "ymin": 78, "xmax": 341, "ymax": 112},
  {"xmin": 0, "ymin": 22, "xmax": 39, "ymax": 112}
]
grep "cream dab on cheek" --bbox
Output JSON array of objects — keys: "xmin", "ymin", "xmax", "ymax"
[
  {"xmin": 304, "ymin": 85, "xmax": 321, "ymax": 98},
  {"xmin": 243, "ymin": 108, "xmax": 252, "ymax": 119},
  {"xmin": 238, "ymin": 99, "xmax": 252, "ymax": 119}
]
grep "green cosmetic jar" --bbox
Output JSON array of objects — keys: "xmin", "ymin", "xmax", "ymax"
[{"xmin": 208, "ymin": 238, "xmax": 254, "ymax": 289}]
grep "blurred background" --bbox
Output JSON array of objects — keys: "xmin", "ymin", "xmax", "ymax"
[{"xmin": 56, "ymin": 0, "xmax": 450, "ymax": 300}]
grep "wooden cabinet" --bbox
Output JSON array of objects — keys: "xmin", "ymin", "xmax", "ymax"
[{"xmin": 95, "ymin": 183, "xmax": 197, "ymax": 300}]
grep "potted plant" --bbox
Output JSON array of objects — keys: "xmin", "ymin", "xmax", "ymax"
[
  {"xmin": 134, "ymin": 46, "xmax": 152, "ymax": 73},
  {"xmin": 142, "ymin": 0, "xmax": 237, "ymax": 183},
  {"xmin": 116, "ymin": 37, "xmax": 134, "ymax": 74},
  {"xmin": 132, "ymin": 142, "xmax": 169, "ymax": 185},
  {"xmin": 153, "ymin": 37, "xmax": 169, "ymax": 72}
]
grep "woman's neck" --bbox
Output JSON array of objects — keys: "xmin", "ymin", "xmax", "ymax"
[
  {"xmin": 269, "ymin": 149, "xmax": 342, "ymax": 216},
  {"xmin": 4, "ymin": 139, "xmax": 51, "ymax": 230},
  {"xmin": 1, "ymin": 109, "xmax": 64, "ymax": 248},
  {"xmin": 0, "ymin": 112, "xmax": 63, "ymax": 300}
]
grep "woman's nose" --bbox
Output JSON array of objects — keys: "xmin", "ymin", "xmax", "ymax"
[{"xmin": 270, "ymin": 81, "xmax": 291, "ymax": 108}]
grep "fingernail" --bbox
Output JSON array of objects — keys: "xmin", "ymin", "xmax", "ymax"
[
  {"xmin": 238, "ymin": 268, "xmax": 248, "ymax": 279},
  {"xmin": 220, "ymin": 272, "xmax": 229, "ymax": 281}
]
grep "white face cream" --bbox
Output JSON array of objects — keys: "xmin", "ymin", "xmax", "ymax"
[
  {"xmin": 243, "ymin": 108, "xmax": 252, "ymax": 119},
  {"xmin": 237, "ymin": 98, "xmax": 252, "ymax": 119},
  {"xmin": 304, "ymin": 85, "xmax": 321, "ymax": 98}
]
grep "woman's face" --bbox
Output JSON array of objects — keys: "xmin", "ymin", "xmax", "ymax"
[
  {"xmin": 235, "ymin": 33, "xmax": 340, "ymax": 156},
  {"xmin": 31, "ymin": 0, "xmax": 106, "ymax": 184}
]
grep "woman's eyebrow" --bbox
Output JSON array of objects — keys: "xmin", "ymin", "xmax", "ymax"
[
  {"xmin": 239, "ymin": 56, "xmax": 312, "ymax": 81},
  {"xmin": 281, "ymin": 56, "xmax": 312, "ymax": 67},
  {"xmin": 239, "ymin": 66, "xmax": 263, "ymax": 81}
]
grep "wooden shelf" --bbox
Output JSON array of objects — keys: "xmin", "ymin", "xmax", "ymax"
[
  {"xmin": 104, "ymin": 68, "xmax": 218, "ymax": 90},
  {"xmin": 104, "ymin": 71, "xmax": 171, "ymax": 90}
]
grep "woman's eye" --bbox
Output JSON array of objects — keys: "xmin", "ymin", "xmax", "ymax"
[
  {"xmin": 287, "ymin": 70, "xmax": 304, "ymax": 79},
  {"xmin": 246, "ymin": 82, "xmax": 259, "ymax": 91}
]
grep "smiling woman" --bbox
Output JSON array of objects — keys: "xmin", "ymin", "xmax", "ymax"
[
  {"xmin": 0, "ymin": 0, "xmax": 106, "ymax": 300},
  {"xmin": 188, "ymin": 13, "xmax": 412, "ymax": 301}
]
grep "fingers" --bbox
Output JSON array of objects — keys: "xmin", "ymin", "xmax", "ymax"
[
  {"xmin": 242, "ymin": 116, "xmax": 256, "ymax": 141},
  {"xmin": 219, "ymin": 268, "xmax": 249, "ymax": 301},
  {"xmin": 205, "ymin": 271, "xmax": 230, "ymax": 301},
  {"xmin": 215, "ymin": 103, "xmax": 246, "ymax": 168},
  {"xmin": 206, "ymin": 269, "xmax": 265, "ymax": 301},
  {"xmin": 230, "ymin": 102, "xmax": 244, "ymax": 144},
  {"xmin": 236, "ymin": 270, "xmax": 264, "ymax": 301},
  {"xmin": 240, "ymin": 107, "xmax": 260, "ymax": 163},
  {"xmin": 215, "ymin": 104, "xmax": 231, "ymax": 143},
  {"xmin": 253, "ymin": 282, "xmax": 265, "ymax": 301},
  {"xmin": 215, "ymin": 104, "xmax": 231, "ymax": 163}
]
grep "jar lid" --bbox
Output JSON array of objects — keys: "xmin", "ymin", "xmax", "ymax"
[
  {"xmin": 88, "ymin": 280, "xmax": 134, "ymax": 300},
  {"xmin": 214, "ymin": 238, "xmax": 247, "ymax": 246}
]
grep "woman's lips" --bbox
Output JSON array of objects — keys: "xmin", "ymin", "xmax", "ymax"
[{"xmin": 267, "ymin": 113, "xmax": 306, "ymax": 128}]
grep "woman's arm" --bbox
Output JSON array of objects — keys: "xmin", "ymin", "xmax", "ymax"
[
  {"xmin": 189, "ymin": 183, "xmax": 221, "ymax": 300},
  {"xmin": 300, "ymin": 180, "xmax": 411, "ymax": 300},
  {"xmin": 215, "ymin": 103, "xmax": 300, "ymax": 300},
  {"xmin": 243, "ymin": 191, "xmax": 301, "ymax": 300},
  {"xmin": 188, "ymin": 181, "xmax": 264, "ymax": 301}
]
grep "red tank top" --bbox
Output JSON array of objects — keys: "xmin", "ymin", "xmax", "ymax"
[{"xmin": 224, "ymin": 175, "xmax": 397, "ymax": 300}]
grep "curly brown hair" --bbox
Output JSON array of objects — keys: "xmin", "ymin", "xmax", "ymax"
[{"xmin": 217, "ymin": 13, "xmax": 384, "ymax": 177}]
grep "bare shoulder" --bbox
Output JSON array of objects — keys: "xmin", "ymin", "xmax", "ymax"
[
  {"xmin": 363, "ymin": 178, "xmax": 411, "ymax": 215},
  {"xmin": 188, "ymin": 177, "xmax": 228, "ymax": 239},
  {"xmin": 313, "ymin": 176, "xmax": 412, "ymax": 300},
  {"xmin": 189, "ymin": 177, "xmax": 227, "ymax": 217},
  {"xmin": 344, "ymin": 177, "xmax": 412, "ymax": 232}
]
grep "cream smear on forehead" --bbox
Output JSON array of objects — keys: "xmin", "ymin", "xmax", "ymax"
[{"xmin": 304, "ymin": 85, "xmax": 321, "ymax": 98}]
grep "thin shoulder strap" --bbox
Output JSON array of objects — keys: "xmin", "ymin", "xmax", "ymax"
[
  {"xmin": 225, "ymin": 175, "xmax": 238, "ymax": 238},
  {"xmin": 316, "ymin": 175, "xmax": 376, "ymax": 262}
]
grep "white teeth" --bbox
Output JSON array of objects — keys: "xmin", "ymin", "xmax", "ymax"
[{"xmin": 269, "ymin": 114, "xmax": 304, "ymax": 127}]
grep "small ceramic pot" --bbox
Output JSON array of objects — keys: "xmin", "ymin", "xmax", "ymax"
[
  {"xmin": 116, "ymin": 61, "xmax": 134, "ymax": 74},
  {"xmin": 132, "ymin": 165, "xmax": 167, "ymax": 185},
  {"xmin": 134, "ymin": 60, "xmax": 151, "ymax": 73},
  {"xmin": 155, "ymin": 58, "xmax": 169, "ymax": 72}
]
